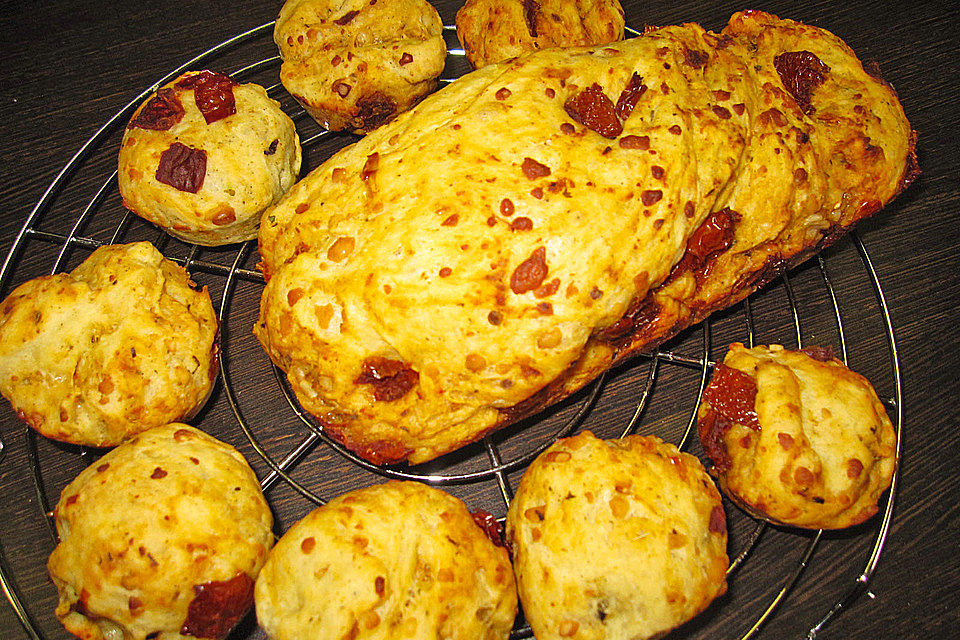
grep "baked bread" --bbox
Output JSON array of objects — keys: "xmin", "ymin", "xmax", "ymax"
[
  {"xmin": 456, "ymin": 0, "xmax": 625, "ymax": 68},
  {"xmin": 47, "ymin": 423, "xmax": 274, "ymax": 640},
  {"xmin": 255, "ymin": 11, "xmax": 918, "ymax": 465},
  {"xmin": 254, "ymin": 480, "xmax": 517, "ymax": 640},
  {"xmin": 0, "ymin": 242, "xmax": 218, "ymax": 448},
  {"xmin": 119, "ymin": 70, "xmax": 301, "ymax": 246},
  {"xmin": 506, "ymin": 431, "xmax": 728, "ymax": 640},
  {"xmin": 274, "ymin": 0, "xmax": 446, "ymax": 133},
  {"xmin": 697, "ymin": 343, "xmax": 897, "ymax": 529}
]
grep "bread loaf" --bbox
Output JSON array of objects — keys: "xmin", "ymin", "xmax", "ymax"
[
  {"xmin": 255, "ymin": 11, "xmax": 917, "ymax": 465},
  {"xmin": 697, "ymin": 344, "xmax": 897, "ymax": 529}
]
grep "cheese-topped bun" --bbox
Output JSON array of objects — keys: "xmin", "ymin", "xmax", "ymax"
[
  {"xmin": 506, "ymin": 431, "xmax": 728, "ymax": 640},
  {"xmin": 698, "ymin": 343, "xmax": 897, "ymax": 529},
  {"xmin": 255, "ymin": 481, "xmax": 517, "ymax": 640},
  {"xmin": 273, "ymin": 0, "xmax": 446, "ymax": 133},
  {"xmin": 119, "ymin": 70, "xmax": 301, "ymax": 246},
  {"xmin": 0, "ymin": 242, "xmax": 218, "ymax": 447},
  {"xmin": 47, "ymin": 423, "xmax": 274, "ymax": 640},
  {"xmin": 456, "ymin": 0, "xmax": 625, "ymax": 68}
]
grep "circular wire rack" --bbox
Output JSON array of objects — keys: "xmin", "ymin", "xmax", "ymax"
[{"xmin": 0, "ymin": 21, "xmax": 902, "ymax": 640}]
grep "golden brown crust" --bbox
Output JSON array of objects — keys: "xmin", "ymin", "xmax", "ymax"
[
  {"xmin": 456, "ymin": 0, "xmax": 625, "ymax": 68},
  {"xmin": 47, "ymin": 424, "xmax": 273, "ymax": 640},
  {"xmin": 119, "ymin": 71, "xmax": 301, "ymax": 246},
  {"xmin": 500, "ymin": 12, "xmax": 920, "ymax": 427},
  {"xmin": 256, "ymin": 11, "xmax": 916, "ymax": 465},
  {"xmin": 697, "ymin": 344, "xmax": 897, "ymax": 530},
  {"xmin": 274, "ymin": 0, "xmax": 446, "ymax": 133},
  {"xmin": 506, "ymin": 432, "xmax": 728, "ymax": 640},
  {"xmin": 254, "ymin": 481, "xmax": 517, "ymax": 640},
  {"xmin": 0, "ymin": 242, "xmax": 219, "ymax": 447}
]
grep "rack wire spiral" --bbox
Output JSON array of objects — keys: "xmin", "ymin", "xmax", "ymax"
[{"xmin": 0, "ymin": 21, "xmax": 901, "ymax": 640}]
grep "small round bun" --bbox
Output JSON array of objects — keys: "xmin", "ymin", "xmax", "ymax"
[
  {"xmin": 456, "ymin": 0, "xmax": 625, "ymax": 68},
  {"xmin": 255, "ymin": 481, "xmax": 517, "ymax": 640},
  {"xmin": 119, "ymin": 70, "xmax": 301, "ymax": 246},
  {"xmin": 47, "ymin": 423, "xmax": 274, "ymax": 640},
  {"xmin": 274, "ymin": 0, "xmax": 446, "ymax": 133},
  {"xmin": 698, "ymin": 343, "xmax": 897, "ymax": 530},
  {"xmin": 506, "ymin": 431, "xmax": 728, "ymax": 640},
  {"xmin": 0, "ymin": 242, "xmax": 218, "ymax": 448}
]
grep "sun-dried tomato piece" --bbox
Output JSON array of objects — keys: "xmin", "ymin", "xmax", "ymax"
[
  {"xmin": 471, "ymin": 510, "xmax": 506, "ymax": 547},
  {"xmin": 128, "ymin": 88, "xmax": 184, "ymax": 131},
  {"xmin": 156, "ymin": 142, "xmax": 207, "ymax": 193},
  {"xmin": 510, "ymin": 246, "xmax": 548, "ymax": 294},
  {"xmin": 334, "ymin": 9, "xmax": 360, "ymax": 25},
  {"xmin": 523, "ymin": 0, "xmax": 540, "ymax": 37},
  {"xmin": 176, "ymin": 71, "xmax": 237, "ymax": 124},
  {"xmin": 598, "ymin": 296, "xmax": 659, "ymax": 343},
  {"xmin": 774, "ymin": 51, "xmax": 830, "ymax": 115},
  {"xmin": 564, "ymin": 83, "xmax": 623, "ymax": 139},
  {"xmin": 355, "ymin": 357, "xmax": 419, "ymax": 402},
  {"xmin": 800, "ymin": 345, "xmax": 836, "ymax": 362},
  {"xmin": 668, "ymin": 207, "xmax": 739, "ymax": 284},
  {"xmin": 686, "ymin": 208, "xmax": 738, "ymax": 264},
  {"xmin": 521, "ymin": 157, "xmax": 551, "ymax": 180},
  {"xmin": 614, "ymin": 72, "xmax": 647, "ymax": 122},
  {"xmin": 684, "ymin": 47, "xmax": 709, "ymax": 68},
  {"xmin": 356, "ymin": 92, "xmax": 397, "ymax": 130},
  {"xmin": 698, "ymin": 407, "xmax": 733, "ymax": 473},
  {"xmin": 181, "ymin": 573, "xmax": 254, "ymax": 639},
  {"xmin": 709, "ymin": 505, "xmax": 727, "ymax": 534},
  {"xmin": 703, "ymin": 364, "xmax": 760, "ymax": 431}
]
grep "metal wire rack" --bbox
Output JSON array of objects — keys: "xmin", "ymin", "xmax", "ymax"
[{"xmin": 0, "ymin": 21, "xmax": 902, "ymax": 640}]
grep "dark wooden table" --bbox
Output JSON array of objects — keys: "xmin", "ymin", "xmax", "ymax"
[{"xmin": 1, "ymin": 1, "xmax": 957, "ymax": 638}]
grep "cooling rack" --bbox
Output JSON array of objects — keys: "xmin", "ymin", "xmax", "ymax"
[{"xmin": 0, "ymin": 21, "xmax": 902, "ymax": 640}]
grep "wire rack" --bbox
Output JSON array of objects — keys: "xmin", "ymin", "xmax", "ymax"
[{"xmin": 0, "ymin": 21, "xmax": 902, "ymax": 640}]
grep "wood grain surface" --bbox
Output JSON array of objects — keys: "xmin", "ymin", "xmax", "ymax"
[{"xmin": 0, "ymin": 1, "xmax": 957, "ymax": 639}]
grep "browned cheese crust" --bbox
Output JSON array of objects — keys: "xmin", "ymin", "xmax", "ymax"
[
  {"xmin": 697, "ymin": 344, "xmax": 897, "ymax": 529},
  {"xmin": 47, "ymin": 424, "xmax": 274, "ymax": 640},
  {"xmin": 254, "ymin": 481, "xmax": 517, "ymax": 639},
  {"xmin": 456, "ymin": 0, "xmax": 625, "ymax": 68},
  {"xmin": 274, "ymin": 0, "xmax": 446, "ymax": 133},
  {"xmin": 255, "ymin": 11, "xmax": 917, "ymax": 465},
  {"xmin": 0, "ymin": 242, "xmax": 219, "ymax": 447},
  {"xmin": 506, "ymin": 432, "xmax": 728, "ymax": 640}
]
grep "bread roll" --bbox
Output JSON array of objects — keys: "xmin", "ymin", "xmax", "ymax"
[
  {"xmin": 0, "ymin": 242, "xmax": 218, "ymax": 447},
  {"xmin": 698, "ymin": 343, "xmax": 897, "ymax": 529},
  {"xmin": 119, "ymin": 70, "xmax": 301, "ymax": 246},
  {"xmin": 506, "ymin": 432, "xmax": 728, "ymax": 640},
  {"xmin": 254, "ymin": 481, "xmax": 517, "ymax": 639},
  {"xmin": 274, "ymin": 0, "xmax": 446, "ymax": 133},
  {"xmin": 47, "ymin": 424, "xmax": 273, "ymax": 640}
]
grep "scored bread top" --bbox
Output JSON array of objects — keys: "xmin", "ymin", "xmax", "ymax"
[{"xmin": 256, "ymin": 11, "xmax": 916, "ymax": 465}]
